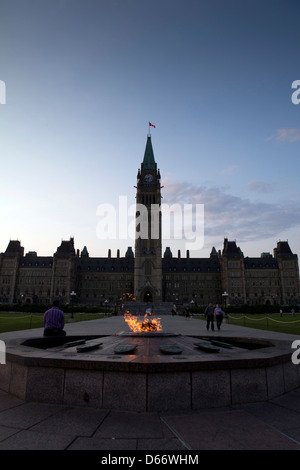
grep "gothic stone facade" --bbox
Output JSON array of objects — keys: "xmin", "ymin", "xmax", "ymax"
[{"xmin": 0, "ymin": 237, "xmax": 299, "ymax": 307}]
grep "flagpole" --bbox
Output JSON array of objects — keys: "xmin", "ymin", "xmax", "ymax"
[{"xmin": 148, "ymin": 122, "xmax": 155, "ymax": 136}]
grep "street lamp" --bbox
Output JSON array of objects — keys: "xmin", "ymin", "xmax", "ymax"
[
  {"xmin": 70, "ymin": 290, "xmax": 77, "ymax": 321},
  {"xmin": 222, "ymin": 291, "xmax": 229, "ymax": 308}
]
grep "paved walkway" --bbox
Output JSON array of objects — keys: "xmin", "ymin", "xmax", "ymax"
[{"xmin": 0, "ymin": 314, "xmax": 300, "ymax": 450}]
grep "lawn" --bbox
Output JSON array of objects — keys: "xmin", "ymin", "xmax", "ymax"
[
  {"xmin": 0, "ymin": 312, "xmax": 107, "ymax": 334},
  {"xmin": 2, "ymin": 311, "xmax": 300, "ymax": 336},
  {"xmin": 195, "ymin": 313, "xmax": 300, "ymax": 336}
]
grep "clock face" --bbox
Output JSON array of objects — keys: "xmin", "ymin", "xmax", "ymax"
[{"xmin": 144, "ymin": 174, "xmax": 153, "ymax": 183}]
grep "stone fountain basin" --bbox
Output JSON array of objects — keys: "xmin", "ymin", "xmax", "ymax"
[{"xmin": 0, "ymin": 332, "xmax": 299, "ymax": 412}]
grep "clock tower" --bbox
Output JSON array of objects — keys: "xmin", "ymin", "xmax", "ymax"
[{"xmin": 134, "ymin": 134, "xmax": 162, "ymax": 302}]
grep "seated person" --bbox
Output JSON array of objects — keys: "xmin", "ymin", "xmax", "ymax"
[{"xmin": 43, "ymin": 300, "xmax": 66, "ymax": 336}]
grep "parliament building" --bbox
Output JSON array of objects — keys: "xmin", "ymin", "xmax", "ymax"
[{"xmin": 1, "ymin": 136, "xmax": 300, "ymax": 309}]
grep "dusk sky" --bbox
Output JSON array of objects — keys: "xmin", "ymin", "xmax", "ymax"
[{"xmin": 1, "ymin": 0, "xmax": 300, "ymax": 260}]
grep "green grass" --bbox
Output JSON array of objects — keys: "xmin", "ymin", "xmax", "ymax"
[
  {"xmin": 0, "ymin": 312, "xmax": 107, "ymax": 334},
  {"xmin": 2, "ymin": 311, "xmax": 300, "ymax": 336},
  {"xmin": 195, "ymin": 313, "xmax": 300, "ymax": 336}
]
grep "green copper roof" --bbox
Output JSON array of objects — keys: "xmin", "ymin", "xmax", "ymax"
[
  {"xmin": 164, "ymin": 247, "xmax": 173, "ymax": 258},
  {"xmin": 210, "ymin": 247, "xmax": 218, "ymax": 257},
  {"xmin": 125, "ymin": 246, "xmax": 134, "ymax": 258},
  {"xmin": 142, "ymin": 136, "xmax": 156, "ymax": 169},
  {"xmin": 81, "ymin": 246, "xmax": 89, "ymax": 257}
]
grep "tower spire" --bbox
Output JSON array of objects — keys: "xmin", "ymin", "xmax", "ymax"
[{"xmin": 142, "ymin": 134, "xmax": 156, "ymax": 170}]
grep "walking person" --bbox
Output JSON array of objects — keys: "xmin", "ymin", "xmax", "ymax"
[
  {"xmin": 214, "ymin": 304, "xmax": 225, "ymax": 330},
  {"xmin": 184, "ymin": 305, "xmax": 191, "ymax": 319},
  {"xmin": 204, "ymin": 303, "xmax": 215, "ymax": 331}
]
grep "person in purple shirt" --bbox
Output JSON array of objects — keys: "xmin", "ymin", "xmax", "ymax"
[
  {"xmin": 43, "ymin": 300, "xmax": 66, "ymax": 336},
  {"xmin": 214, "ymin": 304, "xmax": 225, "ymax": 331}
]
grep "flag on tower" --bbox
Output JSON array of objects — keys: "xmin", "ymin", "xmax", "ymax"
[{"xmin": 149, "ymin": 122, "xmax": 156, "ymax": 128}]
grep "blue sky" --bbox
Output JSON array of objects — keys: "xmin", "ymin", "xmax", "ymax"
[{"xmin": 1, "ymin": 0, "xmax": 300, "ymax": 259}]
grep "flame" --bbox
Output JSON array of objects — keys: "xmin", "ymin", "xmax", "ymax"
[
  {"xmin": 125, "ymin": 293, "xmax": 136, "ymax": 301},
  {"xmin": 124, "ymin": 312, "xmax": 163, "ymax": 333}
]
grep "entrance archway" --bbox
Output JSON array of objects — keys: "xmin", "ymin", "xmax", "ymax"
[{"xmin": 143, "ymin": 290, "xmax": 153, "ymax": 302}]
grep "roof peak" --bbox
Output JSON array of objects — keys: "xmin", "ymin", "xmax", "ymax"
[{"xmin": 142, "ymin": 135, "xmax": 156, "ymax": 170}]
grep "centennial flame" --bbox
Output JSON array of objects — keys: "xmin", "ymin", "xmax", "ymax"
[{"xmin": 124, "ymin": 312, "xmax": 163, "ymax": 333}]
